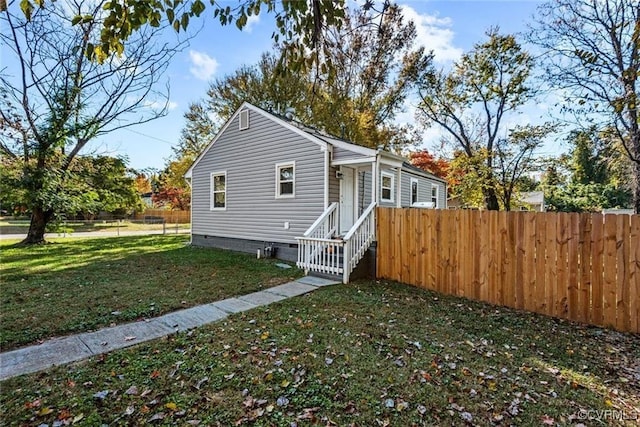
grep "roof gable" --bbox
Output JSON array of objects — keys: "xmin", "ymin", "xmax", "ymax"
[{"xmin": 185, "ymin": 102, "xmax": 328, "ymax": 178}]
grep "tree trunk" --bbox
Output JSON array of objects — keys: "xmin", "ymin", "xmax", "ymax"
[
  {"xmin": 21, "ymin": 207, "xmax": 53, "ymax": 245},
  {"xmin": 484, "ymin": 187, "xmax": 500, "ymax": 210},
  {"xmin": 633, "ymin": 159, "xmax": 640, "ymax": 214}
]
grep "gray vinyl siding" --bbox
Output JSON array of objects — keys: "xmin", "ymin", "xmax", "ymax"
[
  {"xmin": 328, "ymin": 166, "xmax": 340, "ymax": 204},
  {"xmin": 400, "ymin": 170, "xmax": 446, "ymax": 208},
  {"xmin": 332, "ymin": 145, "xmax": 370, "ymax": 162},
  {"xmin": 358, "ymin": 170, "xmax": 372, "ymax": 211},
  {"xmin": 191, "ymin": 109, "xmax": 326, "ymax": 244}
]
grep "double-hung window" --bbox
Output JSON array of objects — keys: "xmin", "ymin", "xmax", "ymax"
[
  {"xmin": 381, "ymin": 171, "xmax": 394, "ymax": 202},
  {"xmin": 410, "ymin": 178, "xmax": 418, "ymax": 205},
  {"xmin": 431, "ymin": 184, "xmax": 439, "ymax": 208},
  {"xmin": 210, "ymin": 172, "xmax": 226, "ymax": 210},
  {"xmin": 276, "ymin": 162, "xmax": 295, "ymax": 198}
]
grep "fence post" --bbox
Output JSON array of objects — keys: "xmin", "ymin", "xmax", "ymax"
[
  {"xmin": 175, "ymin": 222, "xmax": 178, "ymax": 234},
  {"xmin": 117, "ymin": 219, "xmax": 120, "ymax": 237},
  {"xmin": 163, "ymin": 220, "xmax": 166, "ymax": 235}
]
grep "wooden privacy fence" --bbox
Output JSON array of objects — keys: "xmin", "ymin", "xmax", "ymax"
[
  {"xmin": 376, "ymin": 208, "xmax": 639, "ymax": 334},
  {"xmin": 134, "ymin": 209, "xmax": 191, "ymax": 224}
]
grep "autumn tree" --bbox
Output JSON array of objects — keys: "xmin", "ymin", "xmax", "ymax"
[
  {"xmin": 416, "ymin": 29, "xmax": 535, "ymax": 210},
  {"xmin": 0, "ymin": 154, "xmax": 144, "ymax": 219},
  {"xmin": 530, "ymin": 0, "xmax": 640, "ymax": 213},
  {"xmin": 206, "ymin": 4, "xmax": 432, "ymax": 151},
  {"xmin": 206, "ymin": 52, "xmax": 312, "ymax": 124},
  {"xmin": 12, "ymin": 0, "xmax": 350, "ymax": 73},
  {"xmin": 493, "ymin": 124, "xmax": 555, "ymax": 210},
  {"xmin": 0, "ymin": 0, "xmax": 185, "ymax": 243},
  {"xmin": 409, "ymin": 150, "xmax": 449, "ymax": 179},
  {"xmin": 154, "ymin": 102, "xmax": 216, "ymax": 210}
]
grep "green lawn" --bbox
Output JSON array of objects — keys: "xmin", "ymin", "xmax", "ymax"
[
  {"xmin": 1, "ymin": 281, "xmax": 638, "ymax": 426},
  {"xmin": 0, "ymin": 235, "xmax": 301, "ymax": 350}
]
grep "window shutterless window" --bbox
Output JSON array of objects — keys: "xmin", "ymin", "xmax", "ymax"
[
  {"xmin": 411, "ymin": 178, "xmax": 418, "ymax": 205},
  {"xmin": 431, "ymin": 184, "xmax": 438, "ymax": 208},
  {"xmin": 210, "ymin": 172, "xmax": 226, "ymax": 210},
  {"xmin": 276, "ymin": 162, "xmax": 295, "ymax": 198},
  {"xmin": 381, "ymin": 172, "xmax": 394, "ymax": 202}
]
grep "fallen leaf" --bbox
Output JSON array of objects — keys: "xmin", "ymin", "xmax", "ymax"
[
  {"xmin": 541, "ymin": 415, "xmax": 555, "ymax": 425},
  {"xmin": 148, "ymin": 412, "xmax": 166, "ymax": 422},
  {"xmin": 72, "ymin": 413, "xmax": 84, "ymax": 423},
  {"xmin": 276, "ymin": 396, "xmax": 289, "ymax": 407},
  {"xmin": 36, "ymin": 407, "xmax": 54, "ymax": 416},
  {"xmin": 25, "ymin": 399, "xmax": 41, "ymax": 409},
  {"xmin": 125, "ymin": 385, "xmax": 139, "ymax": 395},
  {"xmin": 93, "ymin": 390, "xmax": 109, "ymax": 400},
  {"xmin": 124, "ymin": 336, "xmax": 136, "ymax": 341},
  {"xmin": 57, "ymin": 409, "xmax": 72, "ymax": 420},
  {"xmin": 260, "ymin": 332, "xmax": 270, "ymax": 340},
  {"xmin": 165, "ymin": 402, "xmax": 178, "ymax": 411},
  {"xmin": 150, "ymin": 370, "xmax": 161, "ymax": 379}
]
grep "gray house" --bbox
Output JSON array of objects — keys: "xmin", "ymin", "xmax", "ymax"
[{"xmin": 186, "ymin": 102, "xmax": 447, "ymax": 282}]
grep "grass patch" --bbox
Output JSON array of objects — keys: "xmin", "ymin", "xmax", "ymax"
[
  {"xmin": 0, "ymin": 235, "xmax": 301, "ymax": 350},
  {"xmin": 1, "ymin": 281, "xmax": 638, "ymax": 425}
]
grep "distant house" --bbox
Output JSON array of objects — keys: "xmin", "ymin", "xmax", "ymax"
[
  {"xmin": 185, "ymin": 102, "xmax": 447, "ymax": 282},
  {"xmin": 519, "ymin": 191, "xmax": 545, "ymax": 212}
]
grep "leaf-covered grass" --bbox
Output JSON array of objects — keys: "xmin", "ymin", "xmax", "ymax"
[
  {"xmin": 1, "ymin": 281, "xmax": 638, "ymax": 426},
  {"xmin": 0, "ymin": 235, "xmax": 301, "ymax": 351}
]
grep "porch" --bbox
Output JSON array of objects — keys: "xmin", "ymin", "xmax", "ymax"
[{"xmin": 296, "ymin": 152, "xmax": 404, "ymax": 283}]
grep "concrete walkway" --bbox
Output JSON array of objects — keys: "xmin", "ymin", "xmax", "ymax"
[{"xmin": 0, "ymin": 276, "xmax": 338, "ymax": 381}]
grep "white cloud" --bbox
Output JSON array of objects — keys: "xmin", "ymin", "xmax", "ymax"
[
  {"xmin": 245, "ymin": 14, "xmax": 260, "ymax": 33},
  {"xmin": 188, "ymin": 50, "xmax": 219, "ymax": 81},
  {"xmin": 400, "ymin": 4, "xmax": 463, "ymax": 64}
]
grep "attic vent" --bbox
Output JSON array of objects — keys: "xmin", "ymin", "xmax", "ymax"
[{"xmin": 239, "ymin": 109, "xmax": 250, "ymax": 130}]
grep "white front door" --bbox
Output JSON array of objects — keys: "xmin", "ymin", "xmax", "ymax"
[{"xmin": 340, "ymin": 167, "xmax": 355, "ymax": 234}]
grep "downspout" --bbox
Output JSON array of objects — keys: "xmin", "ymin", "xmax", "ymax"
[
  {"xmin": 396, "ymin": 168, "xmax": 402, "ymax": 208},
  {"xmin": 323, "ymin": 146, "xmax": 330, "ymax": 208}
]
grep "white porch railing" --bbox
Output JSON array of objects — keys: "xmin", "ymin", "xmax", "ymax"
[
  {"xmin": 303, "ymin": 202, "xmax": 338, "ymax": 239},
  {"xmin": 296, "ymin": 202, "xmax": 376, "ymax": 284},
  {"xmin": 342, "ymin": 202, "xmax": 376, "ymax": 283}
]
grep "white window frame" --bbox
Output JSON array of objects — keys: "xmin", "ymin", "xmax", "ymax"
[
  {"xmin": 275, "ymin": 161, "xmax": 295, "ymax": 199},
  {"xmin": 239, "ymin": 109, "xmax": 250, "ymax": 130},
  {"xmin": 431, "ymin": 183, "xmax": 439, "ymax": 208},
  {"xmin": 210, "ymin": 171, "xmax": 227, "ymax": 211},
  {"xmin": 410, "ymin": 178, "xmax": 419, "ymax": 205},
  {"xmin": 381, "ymin": 171, "xmax": 395, "ymax": 203}
]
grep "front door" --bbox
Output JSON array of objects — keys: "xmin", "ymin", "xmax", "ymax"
[{"xmin": 340, "ymin": 167, "xmax": 355, "ymax": 234}]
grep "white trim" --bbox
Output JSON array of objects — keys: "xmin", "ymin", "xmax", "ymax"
[
  {"xmin": 431, "ymin": 183, "xmax": 439, "ymax": 209},
  {"xmin": 410, "ymin": 177, "xmax": 419, "ymax": 205},
  {"xmin": 381, "ymin": 171, "xmax": 395, "ymax": 203},
  {"xmin": 275, "ymin": 161, "xmax": 295, "ymax": 199},
  {"xmin": 323, "ymin": 146, "xmax": 330, "ymax": 207},
  {"xmin": 239, "ymin": 109, "xmax": 250, "ymax": 130},
  {"xmin": 331, "ymin": 156, "xmax": 377, "ymax": 166},
  {"xmin": 210, "ymin": 171, "xmax": 227, "ymax": 211}
]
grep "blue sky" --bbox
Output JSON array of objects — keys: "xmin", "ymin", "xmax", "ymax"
[{"xmin": 87, "ymin": 0, "xmax": 545, "ymax": 171}]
